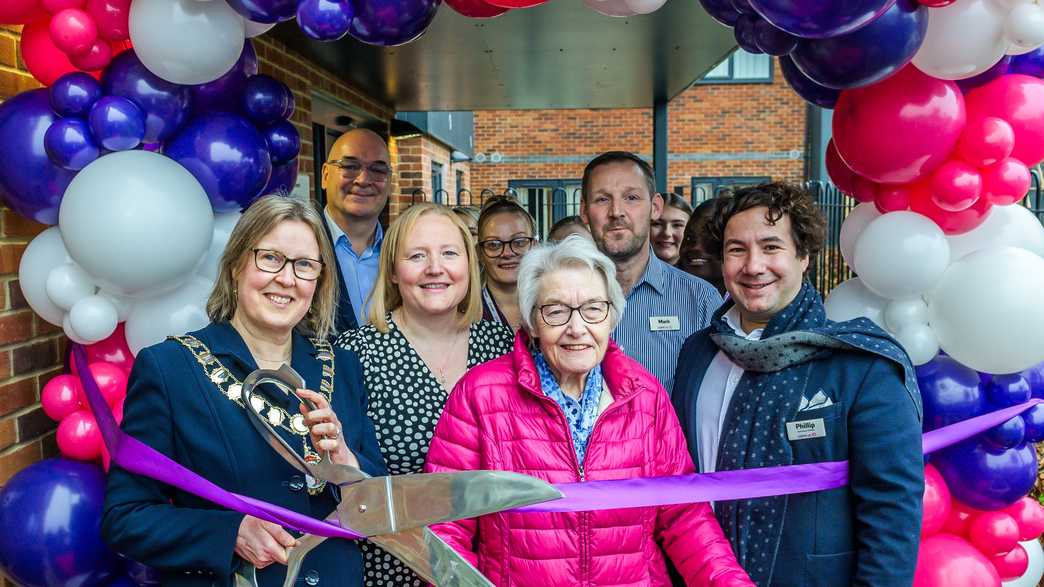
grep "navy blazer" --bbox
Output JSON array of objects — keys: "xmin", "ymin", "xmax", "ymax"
[
  {"xmin": 671, "ymin": 330, "xmax": 923, "ymax": 587},
  {"xmin": 321, "ymin": 214, "xmax": 359, "ymax": 334},
  {"xmin": 103, "ymin": 322, "xmax": 386, "ymax": 587}
]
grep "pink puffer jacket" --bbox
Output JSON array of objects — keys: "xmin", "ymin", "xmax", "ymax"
[{"xmin": 424, "ymin": 332, "xmax": 753, "ymax": 587}]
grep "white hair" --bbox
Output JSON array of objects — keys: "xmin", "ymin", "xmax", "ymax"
[{"xmin": 516, "ymin": 235, "xmax": 626, "ymax": 332}]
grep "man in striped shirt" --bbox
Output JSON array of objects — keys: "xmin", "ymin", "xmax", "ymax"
[{"xmin": 580, "ymin": 151, "xmax": 723, "ymax": 393}]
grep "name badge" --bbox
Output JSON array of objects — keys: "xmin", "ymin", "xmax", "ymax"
[
  {"xmin": 786, "ymin": 418, "xmax": 826, "ymax": 441},
  {"xmin": 649, "ymin": 316, "xmax": 680, "ymax": 332}
]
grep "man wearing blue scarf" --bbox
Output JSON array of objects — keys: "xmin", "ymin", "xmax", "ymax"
[{"xmin": 671, "ymin": 183, "xmax": 923, "ymax": 587}]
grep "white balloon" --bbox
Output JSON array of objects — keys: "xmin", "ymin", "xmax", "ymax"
[
  {"xmin": 584, "ymin": 0, "xmax": 639, "ymax": 16},
  {"xmin": 884, "ymin": 298, "xmax": 930, "ymax": 332},
  {"xmin": 824, "ymin": 277, "xmax": 887, "ymax": 326},
  {"xmin": 45, "ymin": 263, "xmax": 96, "ymax": 311},
  {"xmin": 839, "ymin": 203, "xmax": 880, "ymax": 270},
  {"xmin": 947, "ymin": 204, "xmax": 1044, "ymax": 260},
  {"xmin": 197, "ymin": 211, "xmax": 243, "ymax": 282},
  {"xmin": 244, "ymin": 19, "xmax": 275, "ymax": 38},
  {"xmin": 928, "ymin": 246, "xmax": 1044, "ymax": 374},
  {"xmin": 62, "ymin": 313, "xmax": 92, "ymax": 345},
  {"xmin": 912, "ymin": 0, "xmax": 1008, "ymax": 80},
  {"xmin": 59, "ymin": 151, "xmax": 214, "ymax": 297},
  {"xmin": 18, "ymin": 227, "xmax": 70, "ymax": 327},
  {"xmin": 853, "ymin": 211, "xmax": 951, "ymax": 300},
  {"xmin": 1003, "ymin": 539, "xmax": 1044, "ymax": 587},
  {"xmin": 129, "ymin": 0, "xmax": 245, "ymax": 85},
  {"xmin": 100, "ymin": 292, "xmax": 135, "ymax": 322},
  {"xmin": 68, "ymin": 295, "xmax": 119, "ymax": 343},
  {"xmin": 1004, "ymin": 3, "xmax": 1044, "ymax": 53},
  {"xmin": 624, "ymin": 0, "xmax": 668, "ymax": 13},
  {"xmin": 125, "ymin": 276, "xmax": 213, "ymax": 354},
  {"xmin": 892, "ymin": 323, "xmax": 939, "ymax": 365}
]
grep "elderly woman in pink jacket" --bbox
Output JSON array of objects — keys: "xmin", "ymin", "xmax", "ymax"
[{"xmin": 424, "ymin": 236, "xmax": 752, "ymax": 587}]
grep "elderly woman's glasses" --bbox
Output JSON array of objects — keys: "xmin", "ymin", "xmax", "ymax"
[
  {"xmin": 253, "ymin": 249, "xmax": 324, "ymax": 281},
  {"xmin": 326, "ymin": 158, "xmax": 392, "ymax": 182},
  {"xmin": 538, "ymin": 301, "xmax": 611, "ymax": 327},
  {"xmin": 479, "ymin": 236, "xmax": 536, "ymax": 258}
]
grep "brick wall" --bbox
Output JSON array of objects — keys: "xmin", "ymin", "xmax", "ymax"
[{"xmin": 392, "ymin": 134, "xmax": 473, "ymax": 215}]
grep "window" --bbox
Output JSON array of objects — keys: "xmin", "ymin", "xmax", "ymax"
[
  {"xmin": 691, "ymin": 176, "xmax": 771, "ymax": 203},
  {"xmin": 507, "ymin": 179, "xmax": 582, "ymax": 238},
  {"xmin": 698, "ymin": 49, "xmax": 773, "ymax": 83},
  {"xmin": 432, "ymin": 161, "xmax": 444, "ymax": 203}
]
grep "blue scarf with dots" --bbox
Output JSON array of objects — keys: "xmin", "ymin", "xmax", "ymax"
[
  {"xmin": 534, "ymin": 351, "xmax": 604, "ymax": 469},
  {"xmin": 709, "ymin": 281, "xmax": 919, "ymax": 586}
]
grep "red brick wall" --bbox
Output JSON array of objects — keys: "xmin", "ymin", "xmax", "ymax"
[{"xmin": 392, "ymin": 135, "xmax": 473, "ymax": 216}]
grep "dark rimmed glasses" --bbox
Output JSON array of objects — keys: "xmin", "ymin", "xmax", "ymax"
[
  {"xmin": 538, "ymin": 300, "xmax": 612, "ymax": 327},
  {"xmin": 478, "ymin": 236, "xmax": 537, "ymax": 258},
  {"xmin": 326, "ymin": 157, "xmax": 392, "ymax": 182},
  {"xmin": 252, "ymin": 249, "xmax": 324, "ymax": 281}
]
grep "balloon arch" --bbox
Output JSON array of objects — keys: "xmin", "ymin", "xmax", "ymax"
[{"xmin": 2, "ymin": 0, "xmax": 1044, "ymax": 585}]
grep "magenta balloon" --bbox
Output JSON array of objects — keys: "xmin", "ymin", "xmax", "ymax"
[
  {"xmin": 833, "ymin": 65, "xmax": 965, "ymax": 184},
  {"xmin": 348, "ymin": 0, "xmax": 441, "ymax": 46},
  {"xmin": 912, "ymin": 534, "xmax": 1000, "ymax": 587},
  {"xmin": 956, "ymin": 116, "xmax": 1014, "ymax": 167},
  {"xmin": 445, "ymin": 0, "xmax": 507, "ymax": 17},
  {"xmin": 929, "ymin": 160, "xmax": 982, "ymax": 212},
  {"xmin": 749, "ymin": 0, "xmax": 897, "ymax": 39},
  {"xmin": 964, "ymin": 74, "xmax": 1044, "ymax": 168}
]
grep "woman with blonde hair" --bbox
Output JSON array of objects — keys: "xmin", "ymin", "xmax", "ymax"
[
  {"xmin": 336, "ymin": 202, "xmax": 514, "ymax": 586},
  {"xmin": 103, "ymin": 195, "xmax": 386, "ymax": 586}
]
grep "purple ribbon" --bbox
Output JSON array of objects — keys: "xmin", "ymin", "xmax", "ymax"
[{"xmin": 74, "ymin": 344, "xmax": 1043, "ymax": 534}]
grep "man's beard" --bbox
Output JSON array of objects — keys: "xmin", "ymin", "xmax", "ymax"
[{"xmin": 597, "ymin": 226, "xmax": 646, "ymax": 262}]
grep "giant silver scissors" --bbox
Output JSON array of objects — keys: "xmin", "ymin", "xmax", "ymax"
[{"xmin": 234, "ymin": 365, "xmax": 562, "ymax": 587}]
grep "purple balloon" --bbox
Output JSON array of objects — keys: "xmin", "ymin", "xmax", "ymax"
[
  {"xmin": 1010, "ymin": 48, "xmax": 1044, "ymax": 78},
  {"xmin": 298, "ymin": 0, "xmax": 354, "ymax": 41},
  {"xmin": 0, "ymin": 458, "xmax": 121, "ymax": 587},
  {"xmin": 0, "ymin": 90, "xmax": 77, "ymax": 225},
  {"xmin": 261, "ymin": 157, "xmax": 299, "ymax": 196},
  {"xmin": 982, "ymin": 415, "xmax": 1025, "ymax": 450},
  {"xmin": 283, "ymin": 90, "xmax": 296, "ymax": 119},
  {"xmin": 1021, "ymin": 360, "xmax": 1044, "ymax": 399},
  {"xmin": 349, "ymin": 0, "xmax": 441, "ymax": 47},
  {"xmin": 698, "ymin": 0, "xmax": 742, "ymax": 26},
  {"xmin": 242, "ymin": 74, "xmax": 291, "ymax": 126},
  {"xmin": 916, "ymin": 355, "xmax": 986, "ymax": 432},
  {"xmin": 750, "ymin": 0, "xmax": 898, "ymax": 39},
  {"xmin": 88, "ymin": 96, "xmax": 145, "ymax": 151},
  {"xmin": 191, "ymin": 41, "xmax": 258, "ymax": 114},
  {"xmin": 125, "ymin": 560, "xmax": 160, "ymax": 587},
  {"xmin": 45, "ymin": 118, "xmax": 101, "ymax": 171},
  {"xmin": 986, "ymin": 374, "xmax": 1033, "ymax": 408},
  {"xmin": 731, "ymin": 0, "xmax": 754, "ymax": 13},
  {"xmin": 754, "ymin": 18, "xmax": 798, "ymax": 56},
  {"xmin": 934, "ymin": 439, "xmax": 1037, "ymax": 510},
  {"xmin": 50, "ymin": 72, "xmax": 103, "ymax": 118},
  {"xmin": 790, "ymin": 0, "xmax": 926, "ymax": 90},
  {"xmin": 165, "ymin": 112, "xmax": 272, "ymax": 212},
  {"xmin": 1021, "ymin": 404, "xmax": 1044, "ymax": 443},
  {"xmin": 779, "ymin": 54, "xmax": 839, "ymax": 108},
  {"xmin": 264, "ymin": 119, "xmax": 301, "ymax": 165},
  {"xmin": 956, "ymin": 56, "xmax": 1011, "ymax": 93},
  {"xmin": 224, "ymin": 0, "xmax": 297, "ymax": 23},
  {"xmin": 734, "ymin": 14, "xmax": 764, "ymax": 54},
  {"xmin": 102, "ymin": 51, "xmax": 192, "ymax": 144}
]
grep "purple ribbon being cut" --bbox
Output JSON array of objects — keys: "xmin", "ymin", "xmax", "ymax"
[{"xmin": 74, "ymin": 344, "xmax": 1044, "ymax": 531}]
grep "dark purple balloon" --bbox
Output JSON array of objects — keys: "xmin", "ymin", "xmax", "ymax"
[
  {"xmin": 790, "ymin": 0, "xmax": 926, "ymax": 90},
  {"xmin": 731, "ymin": 0, "xmax": 754, "ymax": 13},
  {"xmin": 780, "ymin": 54, "xmax": 839, "ymax": 107},
  {"xmin": 298, "ymin": 0, "xmax": 354, "ymax": 41},
  {"xmin": 125, "ymin": 560, "xmax": 160, "ymax": 587},
  {"xmin": 282, "ymin": 90, "xmax": 296, "ymax": 119},
  {"xmin": 1021, "ymin": 404, "xmax": 1044, "ymax": 443},
  {"xmin": 915, "ymin": 355, "xmax": 986, "ymax": 432},
  {"xmin": 106, "ymin": 577, "xmax": 138, "ymax": 587},
  {"xmin": 956, "ymin": 56, "xmax": 1010, "ymax": 93},
  {"xmin": 750, "ymin": 0, "xmax": 897, "ymax": 39},
  {"xmin": 348, "ymin": 0, "xmax": 442, "ymax": 47},
  {"xmin": 1010, "ymin": 48, "xmax": 1044, "ymax": 78},
  {"xmin": 734, "ymin": 14, "xmax": 764, "ymax": 54},
  {"xmin": 698, "ymin": 0, "xmax": 742, "ymax": 26},
  {"xmin": 164, "ymin": 112, "xmax": 272, "ymax": 212},
  {"xmin": 754, "ymin": 18, "xmax": 798, "ymax": 56},
  {"xmin": 264, "ymin": 119, "xmax": 301, "ymax": 165},
  {"xmin": 44, "ymin": 118, "xmax": 101, "ymax": 170},
  {"xmin": 242, "ymin": 74, "xmax": 291, "ymax": 126},
  {"xmin": 1021, "ymin": 360, "xmax": 1044, "ymax": 398},
  {"xmin": 0, "ymin": 89, "xmax": 77, "ymax": 225},
  {"xmin": 88, "ymin": 96, "xmax": 145, "ymax": 151},
  {"xmin": 191, "ymin": 41, "xmax": 258, "ymax": 115},
  {"xmin": 224, "ymin": 0, "xmax": 297, "ymax": 23},
  {"xmin": 986, "ymin": 374, "xmax": 1032, "ymax": 408},
  {"xmin": 933, "ymin": 439, "xmax": 1037, "ymax": 510},
  {"xmin": 982, "ymin": 415, "xmax": 1026, "ymax": 450},
  {"xmin": 102, "ymin": 50, "xmax": 192, "ymax": 144},
  {"xmin": 261, "ymin": 157, "xmax": 299, "ymax": 196},
  {"xmin": 0, "ymin": 458, "xmax": 121, "ymax": 587},
  {"xmin": 50, "ymin": 72, "xmax": 103, "ymax": 118}
]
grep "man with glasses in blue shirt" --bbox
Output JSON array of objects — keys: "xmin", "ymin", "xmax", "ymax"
[{"xmin": 321, "ymin": 128, "xmax": 392, "ymax": 332}]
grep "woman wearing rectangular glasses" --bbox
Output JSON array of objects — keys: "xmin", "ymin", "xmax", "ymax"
[{"xmin": 477, "ymin": 197, "xmax": 538, "ymax": 332}]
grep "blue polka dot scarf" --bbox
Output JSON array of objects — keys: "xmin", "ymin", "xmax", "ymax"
[
  {"xmin": 709, "ymin": 281, "xmax": 920, "ymax": 586},
  {"xmin": 534, "ymin": 350, "xmax": 604, "ymax": 469}
]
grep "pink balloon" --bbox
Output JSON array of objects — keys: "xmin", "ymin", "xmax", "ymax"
[
  {"xmin": 41, "ymin": 0, "xmax": 84, "ymax": 13},
  {"xmin": 85, "ymin": 0, "xmax": 129, "ymax": 41},
  {"xmin": 56, "ymin": 410, "xmax": 102, "ymax": 461},
  {"xmin": 1004, "ymin": 497, "xmax": 1044, "ymax": 541},
  {"xmin": 965, "ymin": 74, "xmax": 1044, "ymax": 167},
  {"xmin": 444, "ymin": 0, "xmax": 508, "ymax": 17},
  {"xmin": 982, "ymin": 157, "xmax": 1031, "ymax": 206},
  {"xmin": 957, "ymin": 117, "xmax": 1015, "ymax": 167},
  {"xmin": 852, "ymin": 177, "xmax": 878, "ymax": 203},
  {"xmin": 76, "ymin": 362, "xmax": 128, "ymax": 408},
  {"xmin": 41, "ymin": 374, "xmax": 84, "ymax": 421},
  {"xmin": 21, "ymin": 17, "xmax": 86, "ymax": 85},
  {"xmin": 826, "ymin": 139, "xmax": 859, "ymax": 195},
  {"xmin": 913, "ymin": 534, "xmax": 1001, "ymax": 587},
  {"xmin": 834, "ymin": 65, "xmax": 966, "ymax": 185},
  {"xmin": 991, "ymin": 544, "xmax": 1029, "ymax": 580},
  {"xmin": 945, "ymin": 501, "xmax": 983, "ymax": 537},
  {"xmin": 968, "ymin": 511, "xmax": 1020, "ymax": 556},
  {"xmin": 49, "ymin": 8, "xmax": 98, "ymax": 55},
  {"xmin": 910, "ymin": 181, "xmax": 992, "ymax": 235},
  {"xmin": 0, "ymin": 0, "xmax": 47, "ymax": 24},
  {"xmin": 918, "ymin": 0, "xmax": 955, "ymax": 5},
  {"xmin": 68, "ymin": 38, "xmax": 111, "ymax": 71},
  {"xmin": 875, "ymin": 184, "xmax": 912, "ymax": 213},
  {"xmin": 923, "ymin": 464, "xmax": 952, "ymax": 536},
  {"xmin": 82, "ymin": 322, "xmax": 134, "ymax": 373},
  {"xmin": 930, "ymin": 160, "xmax": 983, "ymax": 212}
]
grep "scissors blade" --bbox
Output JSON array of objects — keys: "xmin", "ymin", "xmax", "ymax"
[
  {"xmin": 338, "ymin": 470, "xmax": 562, "ymax": 536},
  {"xmin": 370, "ymin": 527, "xmax": 494, "ymax": 587}
]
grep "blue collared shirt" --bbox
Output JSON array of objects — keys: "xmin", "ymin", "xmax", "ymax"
[
  {"xmin": 611, "ymin": 252, "xmax": 723, "ymax": 394},
  {"xmin": 325, "ymin": 210, "xmax": 383, "ymax": 326}
]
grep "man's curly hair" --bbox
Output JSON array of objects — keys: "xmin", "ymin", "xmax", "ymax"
[{"xmin": 705, "ymin": 182, "xmax": 826, "ymax": 262}]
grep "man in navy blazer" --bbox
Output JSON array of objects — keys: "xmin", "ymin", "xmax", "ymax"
[
  {"xmin": 671, "ymin": 183, "xmax": 923, "ymax": 587},
  {"xmin": 320, "ymin": 128, "xmax": 391, "ymax": 333}
]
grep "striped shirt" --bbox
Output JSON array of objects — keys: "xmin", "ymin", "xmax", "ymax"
[{"xmin": 611, "ymin": 254, "xmax": 723, "ymax": 394}]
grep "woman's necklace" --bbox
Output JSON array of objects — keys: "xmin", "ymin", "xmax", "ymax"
[{"xmin": 395, "ymin": 312, "xmax": 468, "ymax": 389}]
